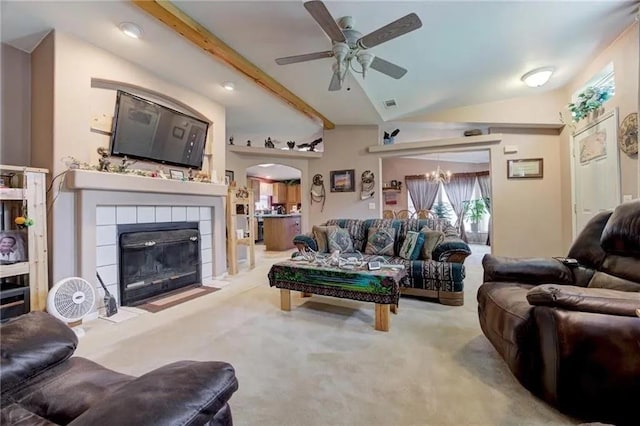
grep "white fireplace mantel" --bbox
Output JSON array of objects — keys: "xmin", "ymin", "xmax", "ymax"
[
  {"xmin": 65, "ymin": 169, "xmax": 227, "ymax": 312},
  {"xmin": 66, "ymin": 169, "xmax": 227, "ymax": 196}
]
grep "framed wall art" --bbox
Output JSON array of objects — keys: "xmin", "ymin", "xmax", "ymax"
[
  {"xmin": 330, "ymin": 169, "xmax": 355, "ymax": 192},
  {"xmin": 225, "ymin": 170, "xmax": 235, "ymax": 185},
  {"xmin": 0, "ymin": 230, "xmax": 27, "ymax": 263},
  {"xmin": 507, "ymin": 158, "xmax": 543, "ymax": 179}
]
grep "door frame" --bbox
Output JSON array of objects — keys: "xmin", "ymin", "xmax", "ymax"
[{"xmin": 569, "ymin": 107, "xmax": 620, "ymax": 238}]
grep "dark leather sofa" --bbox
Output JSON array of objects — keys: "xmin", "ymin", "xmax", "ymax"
[
  {"xmin": 0, "ymin": 312, "xmax": 239, "ymax": 425},
  {"xmin": 477, "ymin": 200, "xmax": 640, "ymax": 425}
]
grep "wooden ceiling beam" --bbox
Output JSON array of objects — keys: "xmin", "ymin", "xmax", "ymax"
[{"xmin": 132, "ymin": 0, "xmax": 335, "ymax": 130}]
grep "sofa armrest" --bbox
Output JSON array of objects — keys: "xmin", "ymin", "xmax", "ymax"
[
  {"xmin": 482, "ymin": 254, "xmax": 573, "ymax": 285},
  {"xmin": 0, "ymin": 312, "xmax": 78, "ymax": 396},
  {"xmin": 293, "ymin": 232, "xmax": 317, "ymax": 252},
  {"xmin": 68, "ymin": 361, "xmax": 238, "ymax": 426},
  {"xmin": 533, "ymin": 307, "xmax": 640, "ymax": 424},
  {"xmin": 433, "ymin": 237, "xmax": 471, "ymax": 263},
  {"xmin": 527, "ymin": 284, "xmax": 640, "ymax": 317}
]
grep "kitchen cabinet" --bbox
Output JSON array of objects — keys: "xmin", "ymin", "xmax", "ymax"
[
  {"xmin": 272, "ymin": 182, "xmax": 287, "ymax": 204},
  {"xmin": 263, "ymin": 215, "xmax": 301, "ymax": 251},
  {"xmin": 286, "ymin": 184, "xmax": 301, "ymax": 204}
]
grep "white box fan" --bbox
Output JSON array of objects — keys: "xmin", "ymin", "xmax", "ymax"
[{"xmin": 47, "ymin": 277, "xmax": 96, "ymax": 336}]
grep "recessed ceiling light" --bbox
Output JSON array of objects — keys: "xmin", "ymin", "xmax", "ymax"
[
  {"xmin": 119, "ymin": 22, "xmax": 143, "ymax": 39},
  {"xmin": 222, "ymin": 82, "xmax": 235, "ymax": 91},
  {"xmin": 521, "ymin": 67, "xmax": 554, "ymax": 87}
]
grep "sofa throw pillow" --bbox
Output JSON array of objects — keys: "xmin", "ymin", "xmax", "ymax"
[
  {"xmin": 312, "ymin": 225, "xmax": 336, "ymax": 253},
  {"xmin": 420, "ymin": 227, "xmax": 445, "ymax": 260},
  {"xmin": 365, "ymin": 227, "xmax": 396, "ymax": 256},
  {"xmin": 327, "ymin": 227, "xmax": 354, "ymax": 253},
  {"xmin": 399, "ymin": 231, "xmax": 425, "ymax": 260}
]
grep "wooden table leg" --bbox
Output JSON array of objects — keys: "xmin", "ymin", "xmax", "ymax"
[
  {"xmin": 391, "ymin": 304, "xmax": 398, "ymax": 315},
  {"xmin": 301, "ymin": 292, "xmax": 312, "ymax": 298},
  {"xmin": 280, "ymin": 289, "xmax": 291, "ymax": 311},
  {"xmin": 375, "ymin": 303, "xmax": 390, "ymax": 331}
]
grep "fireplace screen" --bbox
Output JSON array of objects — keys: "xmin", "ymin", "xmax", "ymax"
[{"xmin": 118, "ymin": 222, "xmax": 200, "ymax": 306}]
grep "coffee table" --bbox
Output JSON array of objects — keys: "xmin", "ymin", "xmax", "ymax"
[{"xmin": 268, "ymin": 259, "xmax": 406, "ymax": 331}]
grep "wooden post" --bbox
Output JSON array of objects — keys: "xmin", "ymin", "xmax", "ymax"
[
  {"xmin": 280, "ymin": 289, "xmax": 291, "ymax": 311},
  {"xmin": 391, "ymin": 304, "xmax": 398, "ymax": 315},
  {"xmin": 374, "ymin": 303, "xmax": 390, "ymax": 331}
]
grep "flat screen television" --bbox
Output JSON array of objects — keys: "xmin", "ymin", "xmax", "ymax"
[{"xmin": 109, "ymin": 90, "xmax": 209, "ymax": 169}]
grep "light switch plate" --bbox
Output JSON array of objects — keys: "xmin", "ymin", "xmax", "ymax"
[
  {"xmin": 504, "ymin": 145, "xmax": 518, "ymax": 154},
  {"xmin": 368, "ymin": 202, "xmax": 375, "ymax": 210},
  {"xmin": 623, "ymin": 194, "xmax": 633, "ymax": 202}
]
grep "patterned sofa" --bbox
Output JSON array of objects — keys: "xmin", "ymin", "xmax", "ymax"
[{"xmin": 293, "ymin": 218, "xmax": 472, "ymax": 305}]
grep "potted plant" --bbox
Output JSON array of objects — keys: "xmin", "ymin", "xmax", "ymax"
[
  {"xmin": 432, "ymin": 202, "xmax": 453, "ymax": 223},
  {"xmin": 567, "ymin": 86, "xmax": 613, "ymax": 123},
  {"xmin": 463, "ymin": 198, "xmax": 488, "ymax": 233}
]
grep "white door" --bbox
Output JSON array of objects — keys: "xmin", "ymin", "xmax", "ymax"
[{"xmin": 572, "ymin": 109, "xmax": 620, "ymax": 236}]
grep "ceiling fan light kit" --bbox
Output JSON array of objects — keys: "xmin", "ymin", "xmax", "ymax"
[
  {"xmin": 521, "ymin": 67, "xmax": 554, "ymax": 87},
  {"xmin": 276, "ymin": 0, "xmax": 422, "ymax": 91}
]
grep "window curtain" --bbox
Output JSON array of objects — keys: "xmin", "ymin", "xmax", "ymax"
[
  {"xmin": 406, "ymin": 176, "xmax": 439, "ymax": 211},
  {"xmin": 477, "ymin": 171, "xmax": 491, "ymax": 246},
  {"xmin": 443, "ymin": 173, "xmax": 476, "ymax": 242}
]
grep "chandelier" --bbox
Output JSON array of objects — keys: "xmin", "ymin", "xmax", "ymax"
[
  {"xmin": 426, "ymin": 153, "xmax": 452, "ymax": 184},
  {"xmin": 426, "ymin": 165, "xmax": 452, "ymax": 184}
]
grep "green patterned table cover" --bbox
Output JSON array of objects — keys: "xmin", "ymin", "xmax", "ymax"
[{"xmin": 268, "ymin": 259, "xmax": 404, "ymax": 305}]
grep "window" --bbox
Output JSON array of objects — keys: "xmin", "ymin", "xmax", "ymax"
[
  {"xmin": 407, "ymin": 183, "xmax": 457, "ymax": 225},
  {"xmin": 571, "ymin": 62, "xmax": 615, "ymax": 102},
  {"xmin": 462, "ymin": 180, "xmax": 490, "ymax": 234}
]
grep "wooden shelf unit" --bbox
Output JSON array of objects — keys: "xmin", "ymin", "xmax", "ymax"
[
  {"xmin": 0, "ymin": 165, "xmax": 49, "ymax": 315},
  {"xmin": 226, "ymin": 186, "xmax": 255, "ymax": 275}
]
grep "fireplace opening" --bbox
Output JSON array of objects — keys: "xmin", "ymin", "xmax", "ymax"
[{"xmin": 118, "ymin": 222, "xmax": 201, "ymax": 306}]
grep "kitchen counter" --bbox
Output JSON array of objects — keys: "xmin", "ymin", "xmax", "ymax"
[{"xmin": 263, "ymin": 215, "xmax": 301, "ymax": 251}]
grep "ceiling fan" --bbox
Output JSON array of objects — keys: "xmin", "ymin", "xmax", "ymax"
[{"xmin": 275, "ymin": 0, "xmax": 422, "ymax": 91}]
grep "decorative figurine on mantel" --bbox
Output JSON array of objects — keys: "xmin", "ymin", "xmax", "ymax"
[
  {"xmin": 265, "ymin": 137, "xmax": 275, "ymax": 148},
  {"xmin": 287, "ymin": 141, "xmax": 296, "ymax": 149},
  {"xmin": 97, "ymin": 147, "xmax": 111, "ymax": 172},
  {"xmin": 297, "ymin": 137, "xmax": 322, "ymax": 152},
  {"xmin": 247, "ymin": 140, "xmax": 251, "ymax": 147},
  {"xmin": 229, "ymin": 135, "xmax": 234, "ymax": 145}
]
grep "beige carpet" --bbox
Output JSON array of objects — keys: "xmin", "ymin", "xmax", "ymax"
[{"xmin": 76, "ymin": 245, "xmax": 575, "ymax": 425}]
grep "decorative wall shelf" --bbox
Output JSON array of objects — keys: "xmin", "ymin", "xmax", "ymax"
[
  {"xmin": 227, "ymin": 145, "xmax": 322, "ymax": 159},
  {"xmin": 368, "ymin": 134, "xmax": 503, "ymax": 155},
  {"xmin": 66, "ymin": 169, "xmax": 227, "ymax": 197}
]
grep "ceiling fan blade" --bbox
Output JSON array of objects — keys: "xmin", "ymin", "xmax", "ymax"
[
  {"xmin": 275, "ymin": 51, "xmax": 333, "ymax": 65},
  {"xmin": 357, "ymin": 13, "xmax": 422, "ymax": 49},
  {"xmin": 304, "ymin": 1, "xmax": 346, "ymax": 43},
  {"xmin": 328, "ymin": 72, "xmax": 342, "ymax": 91},
  {"xmin": 370, "ymin": 56, "xmax": 407, "ymax": 79}
]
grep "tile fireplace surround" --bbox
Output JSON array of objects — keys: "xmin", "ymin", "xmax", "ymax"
[{"xmin": 66, "ymin": 169, "xmax": 227, "ymax": 312}]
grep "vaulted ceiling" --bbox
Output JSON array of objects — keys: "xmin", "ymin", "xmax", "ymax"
[{"xmin": 2, "ymin": 1, "xmax": 637, "ymax": 143}]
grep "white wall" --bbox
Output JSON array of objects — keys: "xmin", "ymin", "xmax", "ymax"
[
  {"xmin": 31, "ymin": 31, "xmax": 228, "ymax": 283},
  {"xmin": 1, "ymin": 43, "xmax": 31, "ymax": 166},
  {"xmin": 308, "ymin": 125, "xmax": 382, "ymax": 224}
]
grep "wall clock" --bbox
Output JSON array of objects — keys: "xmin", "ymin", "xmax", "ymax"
[{"xmin": 618, "ymin": 112, "xmax": 638, "ymax": 155}]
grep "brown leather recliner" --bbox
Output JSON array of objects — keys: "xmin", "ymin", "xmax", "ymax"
[
  {"xmin": 0, "ymin": 311, "xmax": 239, "ymax": 425},
  {"xmin": 477, "ymin": 200, "xmax": 640, "ymax": 426}
]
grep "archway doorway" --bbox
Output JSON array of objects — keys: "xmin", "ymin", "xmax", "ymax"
[
  {"xmin": 381, "ymin": 149, "xmax": 492, "ymax": 249},
  {"xmin": 246, "ymin": 164, "xmax": 302, "ymax": 250}
]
